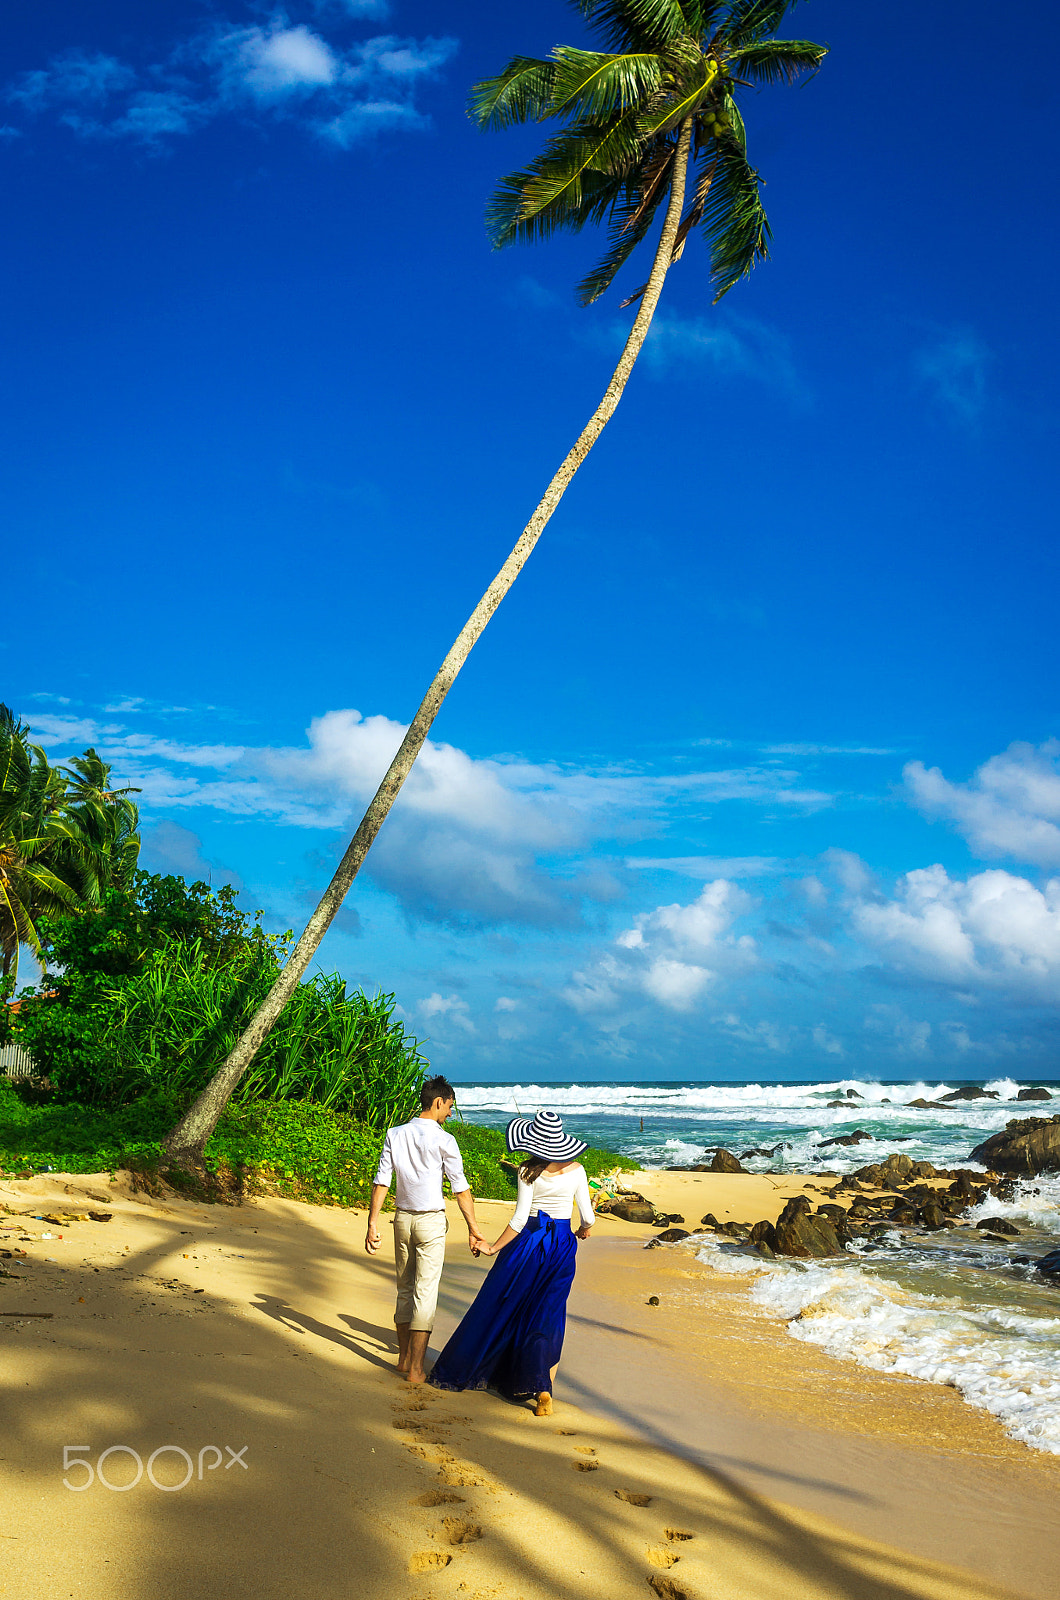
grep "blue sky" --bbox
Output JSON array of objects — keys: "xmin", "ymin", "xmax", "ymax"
[{"xmin": 3, "ymin": 0, "xmax": 1059, "ymax": 1083}]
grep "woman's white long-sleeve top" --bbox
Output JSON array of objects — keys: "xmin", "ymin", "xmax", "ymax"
[{"xmin": 509, "ymin": 1163, "xmax": 595, "ymax": 1234}]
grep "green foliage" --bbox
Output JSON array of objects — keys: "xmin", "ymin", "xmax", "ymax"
[
  {"xmin": 0, "ymin": 1084, "xmax": 639, "ymax": 1211},
  {"xmin": 14, "ymin": 871, "xmax": 427, "ymax": 1124},
  {"xmin": 470, "ymin": 0, "xmax": 827, "ymax": 303},
  {"xmin": 1, "ymin": 705, "xmax": 141, "ymax": 978}
]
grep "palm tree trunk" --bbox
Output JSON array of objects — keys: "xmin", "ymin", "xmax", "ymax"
[{"xmin": 163, "ymin": 119, "xmax": 694, "ymax": 1164}]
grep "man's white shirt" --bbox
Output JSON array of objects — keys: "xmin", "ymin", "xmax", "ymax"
[{"xmin": 373, "ymin": 1118, "xmax": 470, "ymax": 1212}]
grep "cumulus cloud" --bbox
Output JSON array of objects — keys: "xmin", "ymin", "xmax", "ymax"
[
  {"xmin": 638, "ymin": 312, "xmax": 805, "ymax": 403},
  {"xmin": 417, "ymin": 992, "xmax": 475, "ymax": 1034},
  {"xmin": 4, "ymin": 16, "xmax": 457, "ymax": 149},
  {"xmin": 854, "ymin": 864, "xmax": 1060, "ymax": 997},
  {"xmin": 906, "ymin": 741, "xmax": 1060, "ymax": 868},
  {"xmin": 568, "ymin": 880, "xmax": 755, "ymax": 1014}
]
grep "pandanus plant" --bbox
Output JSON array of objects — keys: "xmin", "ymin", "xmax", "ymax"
[{"xmin": 164, "ymin": 0, "xmax": 827, "ymax": 1162}]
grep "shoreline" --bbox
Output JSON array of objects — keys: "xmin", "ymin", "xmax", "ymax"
[{"xmin": 2, "ymin": 1168, "xmax": 1057, "ymax": 1599}]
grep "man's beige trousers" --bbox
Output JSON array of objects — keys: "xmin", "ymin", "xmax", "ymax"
[{"xmin": 393, "ymin": 1209, "xmax": 448, "ymax": 1332}]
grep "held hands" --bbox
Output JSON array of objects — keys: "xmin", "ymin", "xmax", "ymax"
[{"xmin": 469, "ymin": 1230, "xmax": 490, "ymax": 1258}]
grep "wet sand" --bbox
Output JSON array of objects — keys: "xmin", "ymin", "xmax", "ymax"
[{"xmin": 1, "ymin": 1168, "xmax": 1057, "ymax": 1600}]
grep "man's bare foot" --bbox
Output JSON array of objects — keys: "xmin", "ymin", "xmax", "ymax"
[
  {"xmin": 407, "ymin": 1368, "xmax": 427, "ymax": 1386},
  {"xmin": 534, "ymin": 1392, "xmax": 553, "ymax": 1417}
]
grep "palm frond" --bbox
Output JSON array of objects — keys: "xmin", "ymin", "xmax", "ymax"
[
  {"xmin": 485, "ymin": 116, "xmax": 643, "ymax": 247},
  {"xmin": 576, "ymin": 146, "xmax": 675, "ymax": 304},
  {"xmin": 550, "ymin": 48, "xmax": 663, "ymax": 119},
  {"xmin": 726, "ymin": 39, "xmax": 827, "ymax": 82},
  {"xmin": 469, "ymin": 57, "xmax": 557, "ymax": 129},
  {"xmin": 699, "ymin": 135, "xmax": 771, "ymax": 300},
  {"xmin": 576, "ymin": 0, "xmax": 690, "ymax": 53},
  {"xmin": 720, "ymin": 91, "xmax": 747, "ymax": 151},
  {"xmin": 725, "ymin": 0, "xmax": 806, "ymax": 48},
  {"xmin": 637, "ymin": 55, "xmax": 718, "ymax": 137}
]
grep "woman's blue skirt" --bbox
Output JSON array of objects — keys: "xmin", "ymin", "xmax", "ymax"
[{"xmin": 429, "ymin": 1214, "xmax": 577, "ymax": 1398}]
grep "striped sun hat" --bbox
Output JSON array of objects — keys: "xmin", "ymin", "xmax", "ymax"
[{"xmin": 505, "ymin": 1109, "xmax": 587, "ymax": 1163}]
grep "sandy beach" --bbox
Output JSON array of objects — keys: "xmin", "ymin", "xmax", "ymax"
[{"xmin": 2, "ymin": 1167, "xmax": 1058, "ymax": 1600}]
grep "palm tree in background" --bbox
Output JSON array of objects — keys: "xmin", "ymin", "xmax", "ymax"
[
  {"xmin": 164, "ymin": 0, "xmax": 827, "ymax": 1163},
  {"xmin": 0, "ymin": 708, "xmax": 141, "ymax": 979}
]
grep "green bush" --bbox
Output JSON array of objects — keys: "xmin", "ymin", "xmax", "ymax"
[{"xmin": 14, "ymin": 873, "xmax": 427, "ymax": 1126}]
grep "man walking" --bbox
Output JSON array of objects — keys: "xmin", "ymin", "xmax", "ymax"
[{"xmin": 366, "ymin": 1075, "xmax": 485, "ymax": 1385}]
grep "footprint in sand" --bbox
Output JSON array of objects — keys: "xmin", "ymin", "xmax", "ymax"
[
  {"xmin": 442, "ymin": 1516, "xmax": 483, "ymax": 1546},
  {"xmin": 410, "ymin": 1490, "xmax": 465, "ymax": 1507},
  {"xmin": 408, "ymin": 1550, "xmax": 452, "ymax": 1572},
  {"xmin": 573, "ymin": 1446, "xmax": 596, "ymax": 1456},
  {"xmin": 647, "ymin": 1546, "xmax": 680, "ymax": 1569},
  {"xmin": 615, "ymin": 1489, "xmax": 652, "ymax": 1506},
  {"xmin": 665, "ymin": 1529, "xmax": 694, "ymax": 1542},
  {"xmin": 571, "ymin": 1460, "xmax": 599, "ymax": 1472},
  {"xmin": 647, "ymin": 1577, "xmax": 693, "ymax": 1600}
]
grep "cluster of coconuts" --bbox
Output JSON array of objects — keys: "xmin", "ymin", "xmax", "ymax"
[{"xmin": 705, "ymin": 104, "xmax": 731, "ymax": 138}]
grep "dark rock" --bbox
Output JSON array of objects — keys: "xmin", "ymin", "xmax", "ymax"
[
  {"xmin": 647, "ymin": 1295, "xmax": 660, "ymax": 1305},
  {"xmin": 1035, "ymin": 1251, "xmax": 1060, "ymax": 1280},
  {"xmin": 910, "ymin": 1161, "xmax": 937, "ymax": 1179},
  {"xmin": 851, "ymin": 1164, "xmax": 885, "ymax": 1187},
  {"xmin": 826, "ymin": 1100, "xmax": 849, "ymax": 1108},
  {"xmin": 774, "ymin": 1196, "xmax": 846, "ymax": 1259},
  {"xmin": 653, "ymin": 1227, "xmax": 691, "ymax": 1243},
  {"xmin": 817, "ymin": 1130, "xmax": 874, "ymax": 1149},
  {"xmin": 667, "ymin": 1214, "xmax": 685, "ymax": 1224},
  {"xmin": 919, "ymin": 1202, "xmax": 948, "ymax": 1230},
  {"xmin": 940, "ymin": 1087, "xmax": 1000, "ymax": 1102},
  {"xmin": 710, "ymin": 1149, "xmax": 746, "ymax": 1174},
  {"xmin": 815, "ymin": 1204, "xmax": 848, "ymax": 1224},
  {"xmin": 881, "ymin": 1098, "xmax": 891, "ymax": 1104},
  {"xmin": 906, "ymin": 1098, "xmax": 959, "ymax": 1110},
  {"xmin": 756, "ymin": 1242, "xmax": 776, "ymax": 1258},
  {"xmin": 846, "ymin": 1089, "xmax": 863, "ymax": 1099},
  {"xmin": 748, "ymin": 1219, "xmax": 777, "ymax": 1251},
  {"xmin": 1016, "ymin": 1087, "xmax": 1052, "ymax": 1101},
  {"xmin": 609, "ymin": 1199, "xmax": 656, "ymax": 1225},
  {"xmin": 699, "ymin": 1213, "xmax": 720, "ymax": 1230},
  {"xmin": 975, "ymin": 1217, "xmax": 1019, "ymax": 1235},
  {"xmin": 970, "ymin": 1116, "xmax": 1060, "ymax": 1176},
  {"xmin": 739, "ymin": 1142, "xmax": 792, "ymax": 1160},
  {"xmin": 882, "ymin": 1153, "xmax": 914, "ymax": 1180}
]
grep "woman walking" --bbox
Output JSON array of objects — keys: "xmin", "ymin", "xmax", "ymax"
[{"xmin": 429, "ymin": 1110, "xmax": 594, "ymax": 1416}]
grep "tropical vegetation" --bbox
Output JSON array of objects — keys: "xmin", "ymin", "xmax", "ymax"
[
  {"xmin": 164, "ymin": 0, "xmax": 829, "ymax": 1166},
  {"xmin": 1, "ymin": 703, "xmax": 141, "ymax": 981}
]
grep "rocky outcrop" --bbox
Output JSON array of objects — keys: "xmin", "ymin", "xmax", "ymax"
[
  {"xmin": 969, "ymin": 1115, "xmax": 1060, "ymax": 1176},
  {"xmin": 940, "ymin": 1086, "xmax": 999, "ymax": 1102},
  {"xmin": 652, "ymin": 1227, "xmax": 691, "ymax": 1243},
  {"xmin": 739, "ymin": 1142, "xmax": 791, "ymax": 1160},
  {"xmin": 817, "ymin": 1130, "xmax": 873, "ymax": 1149},
  {"xmin": 1036, "ymin": 1250, "xmax": 1060, "ymax": 1280},
  {"xmin": 1016, "ymin": 1087, "xmax": 1052, "ymax": 1102},
  {"xmin": 906, "ymin": 1098, "xmax": 959, "ymax": 1110},
  {"xmin": 773, "ymin": 1195, "xmax": 846, "ymax": 1258},
  {"xmin": 608, "ymin": 1198, "xmax": 656, "ymax": 1224},
  {"xmin": 710, "ymin": 1149, "xmax": 745, "ymax": 1174},
  {"xmin": 975, "ymin": 1217, "xmax": 1019, "ymax": 1235}
]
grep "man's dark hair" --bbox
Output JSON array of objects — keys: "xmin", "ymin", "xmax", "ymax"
[{"xmin": 420, "ymin": 1075, "xmax": 456, "ymax": 1111}]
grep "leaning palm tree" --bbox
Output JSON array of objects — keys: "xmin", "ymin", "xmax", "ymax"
[{"xmin": 164, "ymin": 0, "xmax": 827, "ymax": 1162}]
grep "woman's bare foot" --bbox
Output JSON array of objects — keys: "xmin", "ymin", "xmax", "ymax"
[{"xmin": 535, "ymin": 1392, "xmax": 553, "ymax": 1417}]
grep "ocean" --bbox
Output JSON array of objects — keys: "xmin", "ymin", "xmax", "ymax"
[{"xmin": 455, "ymin": 1078, "xmax": 1060, "ymax": 1456}]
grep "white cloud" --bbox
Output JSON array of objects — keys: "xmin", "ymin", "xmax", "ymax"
[
  {"xmin": 628, "ymin": 855, "xmax": 783, "ymax": 878},
  {"xmin": 811, "ymin": 1024, "xmax": 845, "ymax": 1057},
  {"xmin": 417, "ymin": 993, "xmax": 475, "ymax": 1034},
  {"xmin": 906, "ymin": 741, "xmax": 1060, "ymax": 868},
  {"xmin": 854, "ymin": 864, "xmax": 1060, "ymax": 997},
  {"xmin": 568, "ymin": 880, "xmax": 755, "ymax": 1014},
  {"xmin": 211, "ymin": 23, "xmax": 338, "ymax": 100},
  {"xmin": 4, "ymin": 18, "xmax": 457, "ymax": 150},
  {"xmin": 637, "ymin": 312, "xmax": 805, "ymax": 403},
  {"xmin": 10, "ymin": 51, "xmax": 135, "ymax": 112}
]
